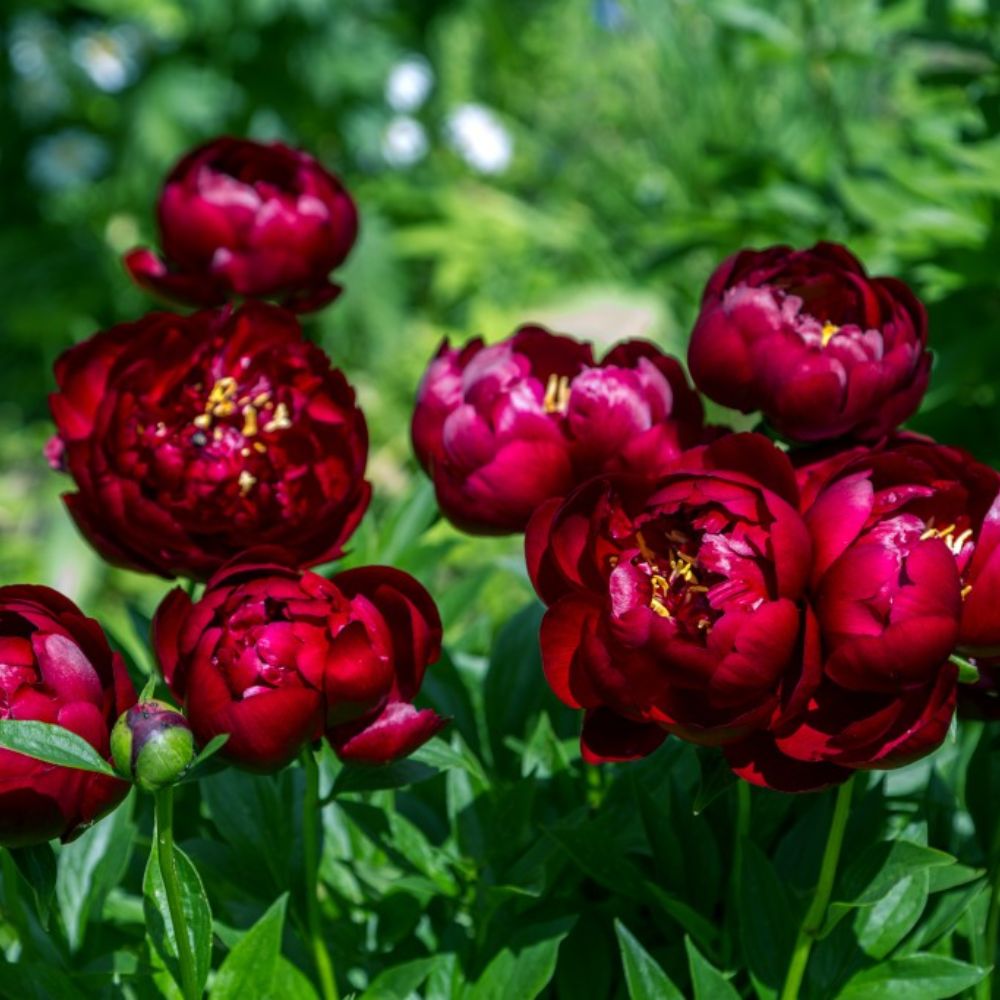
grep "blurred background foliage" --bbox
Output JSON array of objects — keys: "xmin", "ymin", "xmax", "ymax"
[{"xmin": 4, "ymin": 3, "xmax": 1000, "ymax": 997}]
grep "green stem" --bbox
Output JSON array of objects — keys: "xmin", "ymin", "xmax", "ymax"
[
  {"xmin": 155, "ymin": 787, "xmax": 200, "ymax": 1000},
  {"xmin": 302, "ymin": 750, "xmax": 339, "ymax": 1000},
  {"xmin": 779, "ymin": 777, "xmax": 854, "ymax": 1000}
]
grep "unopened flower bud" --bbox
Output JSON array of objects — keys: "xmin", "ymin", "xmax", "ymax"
[{"xmin": 111, "ymin": 700, "xmax": 195, "ymax": 792}]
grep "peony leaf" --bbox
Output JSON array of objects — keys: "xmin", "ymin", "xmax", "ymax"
[
  {"xmin": 58, "ymin": 795, "xmax": 135, "ymax": 952},
  {"xmin": 738, "ymin": 840, "xmax": 796, "ymax": 992},
  {"xmin": 615, "ymin": 920, "xmax": 685, "ymax": 1000},
  {"xmin": 7, "ymin": 842, "xmax": 57, "ymax": 928},
  {"xmin": 685, "ymin": 937, "xmax": 740, "ymax": 1000},
  {"xmin": 465, "ymin": 916, "xmax": 575, "ymax": 1000},
  {"xmin": 0, "ymin": 719, "xmax": 116, "ymax": 775},
  {"xmin": 210, "ymin": 893, "xmax": 288, "ymax": 1000},
  {"xmin": 144, "ymin": 838, "xmax": 213, "ymax": 998},
  {"xmin": 834, "ymin": 954, "xmax": 989, "ymax": 999}
]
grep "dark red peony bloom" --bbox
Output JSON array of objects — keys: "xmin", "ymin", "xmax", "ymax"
[
  {"xmin": 687, "ymin": 242, "xmax": 930, "ymax": 443},
  {"xmin": 795, "ymin": 435, "xmax": 1000, "ymax": 656},
  {"xmin": 153, "ymin": 555, "xmax": 446, "ymax": 772},
  {"xmin": 124, "ymin": 137, "xmax": 358, "ymax": 313},
  {"xmin": 0, "ymin": 585, "xmax": 136, "ymax": 846},
  {"xmin": 527, "ymin": 433, "xmax": 965, "ymax": 792},
  {"xmin": 525, "ymin": 434, "xmax": 812, "ymax": 763},
  {"xmin": 48, "ymin": 302, "xmax": 370, "ymax": 581},
  {"xmin": 413, "ymin": 325, "xmax": 708, "ymax": 535},
  {"xmin": 729, "ymin": 505, "xmax": 962, "ymax": 791}
]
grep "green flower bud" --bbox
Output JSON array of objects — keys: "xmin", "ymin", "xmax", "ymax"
[{"xmin": 111, "ymin": 700, "xmax": 195, "ymax": 792}]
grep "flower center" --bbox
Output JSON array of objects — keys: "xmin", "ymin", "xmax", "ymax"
[
  {"xmin": 635, "ymin": 529, "xmax": 713, "ymax": 634},
  {"xmin": 187, "ymin": 377, "xmax": 295, "ymax": 496},
  {"xmin": 542, "ymin": 373, "xmax": 571, "ymax": 414}
]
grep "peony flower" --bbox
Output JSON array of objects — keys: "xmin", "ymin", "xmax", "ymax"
[
  {"xmin": 687, "ymin": 242, "xmax": 930, "ymax": 443},
  {"xmin": 48, "ymin": 302, "xmax": 369, "ymax": 580},
  {"xmin": 525, "ymin": 434, "xmax": 812, "ymax": 762},
  {"xmin": 124, "ymin": 137, "xmax": 358, "ymax": 312},
  {"xmin": 153, "ymin": 556, "xmax": 446, "ymax": 772},
  {"xmin": 0, "ymin": 585, "xmax": 135, "ymax": 846},
  {"xmin": 413, "ymin": 325, "xmax": 707, "ymax": 534}
]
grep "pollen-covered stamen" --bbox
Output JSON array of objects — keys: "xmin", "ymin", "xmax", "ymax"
[
  {"xmin": 185, "ymin": 380, "xmax": 298, "ymax": 497},
  {"xmin": 635, "ymin": 530, "xmax": 714, "ymax": 632},
  {"xmin": 920, "ymin": 518, "xmax": 975, "ymax": 556},
  {"xmin": 820, "ymin": 321, "xmax": 840, "ymax": 347},
  {"xmin": 542, "ymin": 373, "xmax": 571, "ymax": 415}
]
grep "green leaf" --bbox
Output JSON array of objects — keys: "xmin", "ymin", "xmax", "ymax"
[
  {"xmin": 201, "ymin": 767, "xmax": 301, "ymax": 898},
  {"xmin": 190, "ymin": 733, "xmax": 229, "ymax": 770},
  {"xmin": 823, "ymin": 841, "xmax": 955, "ymax": 935},
  {"xmin": 692, "ymin": 748, "xmax": 737, "ymax": 815},
  {"xmin": 144, "ymin": 838, "xmax": 213, "ymax": 998},
  {"xmin": 465, "ymin": 917, "xmax": 574, "ymax": 1000},
  {"xmin": 0, "ymin": 719, "xmax": 115, "ymax": 775},
  {"xmin": 738, "ymin": 841, "xmax": 795, "ymax": 992},
  {"xmin": 57, "ymin": 794, "xmax": 135, "ymax": 951},
  {"xmin": 411, "ymin": 735, "xmax": 489, "ymax": 789},
  {"xmin": 332, "ymin": 758, "xmax": 439, "ymax": 795},
  {"xmin": 483, "ymin": 601, "xmax": 547, "ymax": 769},
  {"xmin": 273, "ymin": 957, "xmax": 321, "ymax": 1000},
  {"xmin": 7, "ymin": 842, "xmax": 57, "ymax": 927},
  {"xmin": 835, "ymin": 955, "xmax": 989, "ymax": 999},
  {"xmin": 361, "ymin": 956, "xmax": 438, "ymax": 999},
  {"xmin": 853, "ymin": 870, "xmax": 929, "ymax": 959},
  {"xmin": 615, "ymin": 920, "xmax": 685, "ymax": 1000},
  {"xmin": 210, "ymin": 894, "xmax": 289, "ymax": 1000},
  {"xmin": 685, "ymin": 938, "xmax": 740, "ymax": 1000}
]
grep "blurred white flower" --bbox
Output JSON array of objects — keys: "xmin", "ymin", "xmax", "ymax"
[
  {"xmin": 381, "ymin": 116, "xmax": 429, "ymax": 168},
  {"xmin": 385, "ymin": 56, "xmax": 434, "ymax": 113},
  {"xmin": 9, "ymin": 13, "xmax": 59, "ymax": 79},
  {"xmin": 29, "ymin": 129, "xmax": 110, "ymax": 191},
  {"xmin": 71, "ymin": 25, "xmax": 141, "ymax": 93},
  {"xmin": 445, "ymin": 104, "xmax": 513, "ymax": 175}
]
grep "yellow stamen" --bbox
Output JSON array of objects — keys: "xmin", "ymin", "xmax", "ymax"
[
  {"xmin": 263, "ymin": 402, "xmax": 292, "ymax": 433},
  {"xmin": 821, "ymin": 321, "xmax": 840, "ymax": 347},
  {"xmin": 952, "ymin": 528, "xmax": 974, "ymax": 552},
  {"xmin": 542, "ymin": 373, "xmax": 571, "ymax": 414},
  {"xmin": 650, "ymin": 598, "xmax": 672, "ymax": 618},
  {"xmin": 241, "ymin": 405, "xmax": 259, "ymax": 438},
  {"xmin": 962, "ymin": 584, "xmax": 973, "ymax": 600},
  {"xmin": 238, "ymin": 470, "xmax": 257, "ymax": 496},
  {"xmin": 193, "ymin": 413, "xmax": 212, "ymax": 430}
]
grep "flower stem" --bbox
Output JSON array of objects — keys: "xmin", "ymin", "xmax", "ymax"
[
  {"xmin": 302, "ymin": 749, "xmax": 339, "ymax": 1000},
  {"xmin": 779, "ymin": 776, "xmax": 854, "ymax": 1000},
  {"xmin": 154, "ymin": 787, "xmax": 200, "ymax": 1000}
]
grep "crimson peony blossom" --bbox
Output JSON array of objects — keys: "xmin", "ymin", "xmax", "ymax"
[
  {"xmin": 153, "ymin": 556, "xmax": 446, "ymax": 772},
  {"xmin": 525, "ymin": 434, "xmax": 812, "ymax": 763},
  {"xmin": 0, "ymin": 586, "xmax": 136, "ymax": 846},
  {"xmin": 527, "ymin": 433, "xmax": 966, "ymax": 792},
  {"xmin": 795, "ymin": 435, "xmax": 1000, "ymax": 656},
  {"xmin": 687, "ymin": 243, "xmax": 930, "ymax": 443},
  {"xmin": 729, "ymin": 507, "xmax": 962, "ymax": 791},
  {"xmin": 413, "ymin": 325, "xmax": 707, "ymax": 535},
  {"xmin": 48, "ymin": 302, "xmax": 370, "ymax": 581},
  {"xmin": 124, "ymin": 137, "xmax": 358, "ymax": 313}
]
